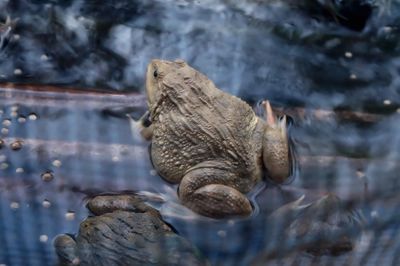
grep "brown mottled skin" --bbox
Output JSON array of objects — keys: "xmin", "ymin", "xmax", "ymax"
[
  {"xmin": 54, "ymin": 195, "xmax": 208, "ymax": 266},
  {"xmin": 138, "ymin": 59, "xmax": 291, "ymax": 218}
]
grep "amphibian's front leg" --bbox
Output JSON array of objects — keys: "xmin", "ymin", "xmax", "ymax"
[
  {"xmin": 86, "ymin": 194, "xmax": 162, "ymax": 218},
  {"xmin": 178, "ymin": 161, "xmax": 252, "ymax": 218},
  {"xmin": 53, "ymin": 234, "xmax": 79, "ymax": 266},
  {"xmin": 127, "ymin": 110, "xmax": 153, "ymax": 141},
  {"xmin": 262, "ymin": 100, "xmax": 291, "ymax": 183}
]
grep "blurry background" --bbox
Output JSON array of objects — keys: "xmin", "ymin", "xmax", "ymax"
[{"xmin": 0, "ymin": 0, "xmax": 400, "ymax": 265}]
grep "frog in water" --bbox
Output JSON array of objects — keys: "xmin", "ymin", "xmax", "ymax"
[
  {"xmin": 54, "ymin": 195, "xmax": 208, "ymax": 266},
  {"xmin": 135, "ymin": 59, "xmax": 293, "ymax": 218}
]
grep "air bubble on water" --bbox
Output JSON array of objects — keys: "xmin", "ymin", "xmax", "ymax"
[
  {"xmin": 72, "ymin": 258, "xmax": 80, "ymax": 265},
  {"xmin": 150, "ymin": 169, "xmax": 157, "ymax": 176},
  {"xmin": 39, "ymin": 235, "xmax": 48, "ymax": 243},
  {"xmin": 2, "ymin": 119, "xmax": 11, "ymax": 127},
  {"xmin": 1, "ymin": 128, "xmax": 8, "ymax": 135},
  {"xmin": 28, "ymin": 113, "xmax": 38, "ymax": 121},
  {"xmin": 52, "ymin": 160, "xmax": 62, "ymax": 168},
  {"xmin": 18, "ymin": 116, "xmax": 26, "ymax": 123},
  {"xmin": 356, "ymin": 170, "xmax": 365, "ymax": 179},
  {"xmin": 371, "ymin": 210, "xmax": 379, "ymax": 218},
  {"xmin": 65, "ymin": 211, "xmax": 76, "ymax": 221},
  {"xmin": 40, "ymin": 54, "xmax": 48, "ymax": 61},
  {"xmin": 15, "ymin": 168, "xmax": 24, "ymax": 173},
  {"xmin": 217, "ymin": 230, "xmax": 227, "ymax": 238},
  {"xmin": 10, "ymin": 202, "xmax": 19, "ymax": 209},
  {"xmin": 41, "ymin": 171, "xmax": 54, "ymax": 182},
  {"xmin": 42, "ymin": 199, "xmax": 51, "ymax": 208},
  {"xmin": 383, "ymin": 99, "xmax": 391, "ymax": 105},
  {"xmin": 344, "ymin": 52, "xmax": 353, "ymax": 58},
  {"xmin": 13, "ymin": 69, "xmax": 22, "ymax": 75}
]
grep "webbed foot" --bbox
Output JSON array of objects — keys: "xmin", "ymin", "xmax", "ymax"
[{"xmin": 262, "ymin": 100, "xmax": 291, "ymax": 183}]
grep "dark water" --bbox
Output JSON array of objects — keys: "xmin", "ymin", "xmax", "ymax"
[{"xmin": 1, "ymin": 0, "xmax": 400, "ymax": 265}]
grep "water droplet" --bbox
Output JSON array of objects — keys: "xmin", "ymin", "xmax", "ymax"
[
  {"xmin": 2, "ymin": 119, "xmax": 11, "ymax": 127},
  {"xmin": 0, "ymin": 263, "xmax": 7, "ymax": 266},
  {"xmin": 112, "ymin": 156, "xmax": 119, "ymax": 162},
  {"xmin": 350, "ymin": 74, "xmax": 357, "ymax": 80},
  {"xmin": 10, "ymin": 202, "xmax": 19, "ymax": 209},
  {"xmin": 39, "ymin": 234, "xmax": 48, "ymax": 243},
  {"xmin": 13, "ymin": 69, "xmax": 22, "ymax": 75},
  {"xmin": 65, "ymin": 211, "xmax": 75, "ymax": 221},
  {"xmin": 41, "ymin": 171, "xmax": 54, "ymax": 182},
  {"xmin": 15, "ymin": 168, "xmax": 24, "ymax": 173},
  {"xmin": 13, "ymin": 34, "xmax": 20, "ymax": 40},
  {"xmin": 10, "ymin": 111, "xmax": 17, "ymax": 118},
  {"xmin": 0, "ymin": 154, "xmax": 6, "ymax": 162},
  {"xmin": 1, "ymin": 128, "xmax": 8, "ymax": 135},
  {"xmin": 28, "ymin": 113, "xmax": 38, "ymax": 121},
  {"xmin": 17, "ymin": 116, "xmax": 26, "ymax": 123},
  {"xmin": 52, "ymin": 160, "xmax": 62, "ymax": 167},
  {"xmin": 72, "ymin": 258, "xmax": 80, "ymax": 265},
  {"xmin": 10, "ymin": 140, "xmax": 23, "ymax": 151},
  {"xmin": 42, "ymin": 199, "xmax": 51, "ymax": 208}
]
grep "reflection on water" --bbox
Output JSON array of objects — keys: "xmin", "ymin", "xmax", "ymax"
[{"xmin": 0, "ymin": 0, "xmax": 400, "ymax": 265}]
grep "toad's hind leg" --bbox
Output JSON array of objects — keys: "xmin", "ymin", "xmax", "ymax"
[{"xmin": 178, "ymin": 161, "xmax": 252, "ymax": 218}]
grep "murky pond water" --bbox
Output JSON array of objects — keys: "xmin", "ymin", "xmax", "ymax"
[{"xmin": 1, "ymin": 0, "xmax": 400, "ymax": 265}]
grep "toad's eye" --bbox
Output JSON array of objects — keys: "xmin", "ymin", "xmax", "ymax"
[{"xmin": 153, "ymin": 69, "xmax": 158, "ymax": 78}]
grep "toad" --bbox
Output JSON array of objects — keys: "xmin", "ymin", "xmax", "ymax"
[
  {"xmin": 53, "ymin": 195, "xmax": 208, "ymax": 266},
  {"xmin": 134, "ymin": 59, "xmax": 292, "ymax": 218}
]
